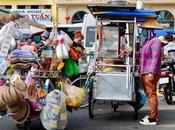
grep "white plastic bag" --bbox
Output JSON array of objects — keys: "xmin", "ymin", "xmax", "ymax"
[
  {"xmin": 60, "ymin": 30, "xmax": 73, "ymax": 50},
  {"xmin": 56, "ymin": 43, "xmax": 63, "ymax": 60},
  {"xmin": 0, "ymin": 36, "xmax": 16, "ymax": 56},
  {"xmin": 56, "ymin": 36, "xmax": 69, "ymax": 60},
  {"xmin": 40, "ymin": 89, "xmax": 67, "ymax": 130},
  {"xmin": 0, "ymin": 59, "xmax": 8, "ymax": 76},
  {"xmin": 49, "ymin": 28, "xmax": 58, "ymax": 41},
  {"xmin": 61, "ymin": 43, "xmax": 69, "ymax": 59}
]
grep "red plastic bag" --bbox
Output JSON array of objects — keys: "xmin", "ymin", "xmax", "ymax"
[{"xmin": 69, "ymin": 47, "xmax": 78, "ymax": 61}]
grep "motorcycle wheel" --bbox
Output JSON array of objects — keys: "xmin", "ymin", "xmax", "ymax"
[{"xmin": 164, "ymin": 77, "xmax": 173, "ymax": 105}]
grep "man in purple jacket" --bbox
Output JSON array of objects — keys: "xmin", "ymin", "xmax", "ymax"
[{"xmin": 139, "ymin": 18, "xmax": 163, "ymax": 125}]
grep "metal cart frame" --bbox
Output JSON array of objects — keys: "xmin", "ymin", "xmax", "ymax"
[{"xmin": 87, "ymin": 4, "xmax": 158, "ymax": 119}]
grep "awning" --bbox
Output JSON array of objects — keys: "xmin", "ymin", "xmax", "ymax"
[{"xmin": 87, "ymin": 5, "xmax": 158, "ymax": 21}]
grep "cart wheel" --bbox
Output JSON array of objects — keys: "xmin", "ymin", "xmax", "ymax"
[
  {"xmin": 16, "ymin": 122, "xmax": 30, "ymax": 130},
  {"xmin": 39, "ymin": 121, "xmax": 46, "ymax": 130},
  {"xmin": 113, "ymin": 102, "xmax": 119, "ymax": 112},
  {"xmin": 111, "ymin": 101, "xmax": 119, "ymax": 112},
  {"xmin": 16, "ymin": 123, "xmax": 25, "ymax": 129},
  {"xmin": 88, "ymin": 80, "xmax": 95, "ymax": 119},
  {"xmin": 164, "ymin": 77, "xmax": 173, "ymax": 105}
]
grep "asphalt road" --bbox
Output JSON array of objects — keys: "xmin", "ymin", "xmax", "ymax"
[{"xmin": 1, "ymin": 98, "xmax": 175, "ymax": 130}]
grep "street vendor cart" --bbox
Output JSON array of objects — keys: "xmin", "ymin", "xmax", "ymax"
[{"xmin": 87, "ymin": 4, "xmax": 158, "ymax": 119}]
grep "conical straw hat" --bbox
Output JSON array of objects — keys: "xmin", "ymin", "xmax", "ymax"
[
  {"xmin": 0, "ymin": 86, "xmax": 8, "ymax": 108},
  {"xmin": 2, "ymin": 87, "xmax": 20, "ymax": 107},
  {"xmin": 11, "ymin": 100, "xmax": 30, "ymax": 124},
  {"xmin": 139, "ymin": 18, "xmax": 163, "ymax": 29}
]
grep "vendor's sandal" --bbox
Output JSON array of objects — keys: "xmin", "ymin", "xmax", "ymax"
[{"xmin": 140, "ymin": 117, "xmax": 157, "ymax": 125}]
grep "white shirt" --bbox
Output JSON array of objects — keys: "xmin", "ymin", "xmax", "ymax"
[{"xmin": 164, "ymin": 42, "xmax": 175, "ymax": 55}]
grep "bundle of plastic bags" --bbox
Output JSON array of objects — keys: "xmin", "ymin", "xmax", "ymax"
[
  {"xmin": 40, "ymin": 89, "xmax": 67, "ymax": 130},
  {"xmin": 63, "ymin": 84, "xmax": 85, "ymax": 109}
]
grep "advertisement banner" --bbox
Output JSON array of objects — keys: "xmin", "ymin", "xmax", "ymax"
[{"xmin": 10, "ymin": 9, "xmax": 52, "ymax": 24}]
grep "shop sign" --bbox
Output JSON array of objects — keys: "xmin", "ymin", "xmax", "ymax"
[{"xmin": 10, "ymin": 9, "xmax": 52, "ymax": 24}]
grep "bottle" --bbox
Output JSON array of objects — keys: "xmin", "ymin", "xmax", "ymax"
[{"xmin": 136, "ymin": 0, "xmax": 144, "ymax": 10}]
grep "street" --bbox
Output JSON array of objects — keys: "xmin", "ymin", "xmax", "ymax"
[{"xmin": 1, "ymin": 98, "xmax": 175, "ymax": 130}]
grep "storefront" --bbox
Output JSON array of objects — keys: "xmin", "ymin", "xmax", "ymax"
[
  {"xmin": 10, "ymin": 9, "xmax": 52, "ymax": 25},
  {"xmin": 0, "ymin": 0, "xmax": 58, "ymax": 23}
]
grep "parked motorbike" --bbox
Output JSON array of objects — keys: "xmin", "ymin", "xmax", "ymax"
[{"xmin": 159, "ymin": 50, "xmax": 175, "ymax": 105}]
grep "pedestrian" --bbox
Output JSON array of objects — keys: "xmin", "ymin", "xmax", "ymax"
[
  {"xmin": 164, "ymin": 35, "xmax": 175, "ymax": 56},
  {"xmin": 139, "ymin": 18, "xmax": 163, "ymax": 125}
]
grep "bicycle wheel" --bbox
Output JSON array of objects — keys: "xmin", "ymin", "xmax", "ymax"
[
  {"xmin": 88, "ymin": 79, "xmax": 95, "ymax": 119},
  {"xmin": 71, "ymin": 77, "xmax": 92, "ymax": 108}
]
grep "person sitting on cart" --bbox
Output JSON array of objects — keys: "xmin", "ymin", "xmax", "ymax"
[{"xmin": 71, "ymin": 30, "xmax": 85, "ymax": 60}]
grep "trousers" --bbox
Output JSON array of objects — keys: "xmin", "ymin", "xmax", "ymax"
[{"xmin": 141, "ymin": 74, "xmax": 160, "ymax": 119}]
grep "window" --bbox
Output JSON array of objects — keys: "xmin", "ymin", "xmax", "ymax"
[
  {"xmin": 4, "ymin": 5, "xmax": 12, "ymax": 9},
  {"xmin": 31, "ymin": 5, "xmax": 39, "ymax": 9},
  {"xmin": 44, "ymin": 5, "xmax": 51, "ymax": 9},
  {"xmin": 17, "ymin": 5, "xmax": 25, "ymax": 9},
  {"xmin": 72, "ymin": 11, "xmax": 87, "ymax": 24},
  {"xmin": 157, "ymin": 10, "xmax": 174, "ymax": 29}
]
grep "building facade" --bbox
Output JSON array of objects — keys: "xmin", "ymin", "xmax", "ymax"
[
  {"xmin": 54, "ymin": 0, "xmax": 175, "ymax": 29},
  {"xmin": 0, "ymin": 0, "xmax": 175, "ymax": 28}
]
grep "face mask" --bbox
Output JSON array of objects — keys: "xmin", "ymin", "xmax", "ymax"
[{"xmin": 141, "ymin": 29, "xmax": 148, "ymax": 37}]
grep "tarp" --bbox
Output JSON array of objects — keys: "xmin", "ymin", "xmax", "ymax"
[{"xmin": 154, "ymin": 29, "xmax": 175, "ymax": 36}]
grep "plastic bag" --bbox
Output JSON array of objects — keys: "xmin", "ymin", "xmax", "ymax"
[
  {"xmin": 49, "ymin": 28, "xmax": 58, "ymax": 41},
  {"xmin": 78, "ymin": 59, "xmax": 88, "ymax": 73},
  {"xmin": 61, "ymin": 43, "xmax": 69, "ymax": 59},
  {"xmin": 64, "ymin": 57, "xmax": 79, "ymax": 77},
  {"xmin": 40, "ymin": 89, "xmax": 67, "ymax": 130},
  {"xmin": 3, "ymin": 22, "xmax": 20, "ymax": 39},
  {"xmin": 69, "ymin": 47, "xmax": 78, "ymax": 61},
  {"xmin": 0, "ymin": 36, "xmax": 16, "ymax": 55},
  {"xmin": 56, "ymin": 37, "xmax": 69, "ymax": 60},
  {"xmin": 63, "ymin": 84, "xmax": 85, "ymax": 108},
  {"xmin": 0, "ymin": 59, "xmax": 8, "ymax": 76},
  {"xmin": 18, "ymin": 28, "xmax": 32, "ymax": 40},
  {"xmin": 60, "ymin": 30, "xmax": 73, "ymax": 50}
]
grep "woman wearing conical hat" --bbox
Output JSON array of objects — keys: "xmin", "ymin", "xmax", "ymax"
[{"xmin": 139, "ymin": 18, "xmax": 163, "ymax": 125}]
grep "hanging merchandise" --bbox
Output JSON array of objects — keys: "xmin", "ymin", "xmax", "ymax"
[
  {"xmin": 9, "ymin": 49, "xmax": 39, "ymax": 69},
  {"xmin": 0, "ymin": 86, "xmax": 8, "ymax": 112},
  {"xmin": 64, "ymin": 57, "xmax": 80, "ymax": 77},
  {"xmin": 40, "ymin": 89, "xmax": 67, "ymax": 130},
  {"xmin": 12, "ymin": 74, "xmax": 27, "ymax": 92},
  {"xmin": 0, "ymin": 21, "xmax": 20, "ymax": 39},
  {"xmin": 8, "ymin": 99, "xmax": 30, "ymax": 124},
  {"xmin": 63, "ymin": 84, "xmax": 85, "ymax": 109},
  {"xmin": 57, "ymin": 61, "xmax": 65, "ymax": 71},
  {"xmin": 0, "ymin": 36, "xmax": 16, "ymax": 57},
  {"xmin": 55, "ymin": 35, "xmax": 69, "ymax": 60},
  {"xmin": 0, "ymin": 59, "xmax": 8, "ymax": 76},
  {"xmin": 60, "ymin": 30, "xmax": 72, "ymax": 51},
  {"xmin": 69, "ymin": 47, "xmax": 78, "ymax": 61}
]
